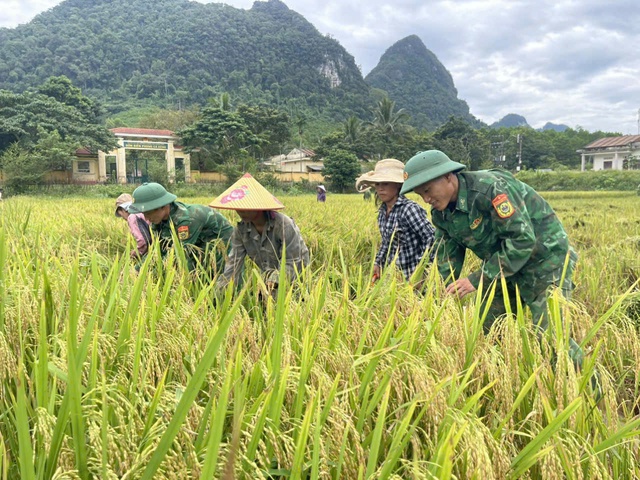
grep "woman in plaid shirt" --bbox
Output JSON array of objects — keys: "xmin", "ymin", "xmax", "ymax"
[{"xmin": 356, "ymin": 159, "xmax": 436, "ymax": 283}]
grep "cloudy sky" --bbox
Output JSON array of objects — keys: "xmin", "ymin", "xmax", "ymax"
[{"xmin": 2, "ymin": 0, "xmax": 640, "ymax": 133}]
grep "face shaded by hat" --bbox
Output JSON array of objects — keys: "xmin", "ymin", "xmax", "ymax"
[
  {"xmin": 400, "ymin": 150, "xmax": 466, "ymax": 195},
  {"xmin": 128, "ymin": 183, "xmax": 177, "ymax": 213},
  {"xmin": 115, "ymin": 193, "xmax": 133, "ymax": 217},
  {"xmin": 209, "ymin": 173, "xmax": 285, "ymax": 211},
  {"xmin": 355, "ymin": 159, "xmax": 405, "ymax": 192}
]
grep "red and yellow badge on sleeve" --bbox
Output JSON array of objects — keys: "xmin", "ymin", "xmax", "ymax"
[
  {"xmin": 491, "ymin": 193, "xmax": 515, "ymax": 218},
  {"xmin": 177, "ymin": 225, "xmax": 190, "ymax": 240}
]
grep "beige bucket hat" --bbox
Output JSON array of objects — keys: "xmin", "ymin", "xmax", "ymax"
[
  {"xmin": 355, "ymin": 158, "xmax": 405, "ymax": 192},
  {"xmin": 114, "ymin": 193, "xmax": 133, "ymax": 216},
  {"xmin": 209, "ymin": 173, "xmax": 285, "ymax": 211}
]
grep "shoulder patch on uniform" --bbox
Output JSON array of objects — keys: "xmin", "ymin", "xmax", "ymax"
[
  {"xmin": 470, "ymin": 215, "xmax": 483, "ymax": 230},
  {"xmin": 177, "ymin": 225, "xmax": 190, "ymax": 240},
  {"xmin": 491, "ymin": 193, "xmax": 515, "ymax": 219}
]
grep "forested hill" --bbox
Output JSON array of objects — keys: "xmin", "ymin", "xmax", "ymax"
[
  {"xmin": 365, "ymin": 35, "xmax": 483, "ymax": 130},
  {"xmin": 0, "ymin": 0, "xmax": 371, "ymax": 119}
]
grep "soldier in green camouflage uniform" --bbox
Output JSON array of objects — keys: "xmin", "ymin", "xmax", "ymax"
[
  {"xmin": 129, "ymin": 182, "xmax": 233, "ymax": 275},
  {"xmin": 401, "ymin": 150, "xmax": 583, "ymax": 366}
]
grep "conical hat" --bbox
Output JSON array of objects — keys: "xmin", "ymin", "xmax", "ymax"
[{"xmin": 209, "ymin": 173, "xmax": 285, "ymax": 211}]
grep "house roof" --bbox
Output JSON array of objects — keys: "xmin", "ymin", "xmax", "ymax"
[
  {"xmin": 584, "ymin": 135, "xmax": 640, "ymax": 149},
  {"xmin": 280, "ymin": 158, "xmax": 323, "ymax": 164},
  {"xmin": 288, "ymin": 148, "xmax": 315, "ymax": 157},
  {"xmin": 110, "ymin": 127, "xmax": 176, "ymax": 137}
]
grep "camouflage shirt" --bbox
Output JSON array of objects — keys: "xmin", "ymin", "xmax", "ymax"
[
  {"xmin": 151, "ymin": 201, "xmax": 233, "ymax": 272},
  {"xmin": 432, "ymin": 169, "xmax": 574, "ymax": 288}
]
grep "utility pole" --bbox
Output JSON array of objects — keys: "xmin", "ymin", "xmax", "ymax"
[
  {"xmin": 516, "ymin": 134, "xmax": 523, "ymax": 172},
  {"xmin": 491, "ymin": 136, "xmax": 506, "ymax": 166}
]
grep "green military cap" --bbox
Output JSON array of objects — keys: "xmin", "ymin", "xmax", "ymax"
[
  {"xmin": 129, "ymin": 182, "xmax": 177, "ymax": 213},
  {"xmin": 400, "ymin": 150, "xmax": 466, "ymax": 195}
]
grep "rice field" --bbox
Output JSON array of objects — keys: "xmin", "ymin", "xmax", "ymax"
[{"xmin": 0, "ymin": 190, "xmax": 639, "ymax": 479}]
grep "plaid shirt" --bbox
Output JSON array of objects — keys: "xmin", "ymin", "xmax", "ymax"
[{"xmin": 375, "ymin": 196, "xmax": 436, "ymax": 280}]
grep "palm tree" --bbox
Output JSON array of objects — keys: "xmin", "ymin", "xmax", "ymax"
[
  {"xmin": 343, "ymin": 115, "xmax": 362, "ymax": 144},
  {"xmin": 294, "ymin": 113, "xmax": 307, "ymax": 150},
  {"xmin": 208, "ymin": 92, "xmax": 232, "ymax": 111},
  {"xmin": 368, "ymin": 97, "xmax": 411, "ymax": 158},
  {"xmin": 371, "ymin": 97, "xmax": 410, "ymax": 135}
]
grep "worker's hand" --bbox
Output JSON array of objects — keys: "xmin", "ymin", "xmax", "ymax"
[
  {"xmin": 371, "ymin": 265, "xmax": 381, "ymax": 284},
  {"xmin": 445, "ymin": 277, "xmax": 476, "ymax": 298}
]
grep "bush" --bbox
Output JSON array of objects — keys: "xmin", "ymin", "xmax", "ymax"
[
  {"xmin": 323, "ymin": 149, "xmax": 360, "ymax": 193},
  {"xmin": 0, "ymin": 146, "xmax": 44, "ymax": 194},
  {"xmin": 146, "ymin": 159, "xmax": 170, "ymax": 185},
  {"xmin": 516, "ymin": 170, "xmax": 640, "ymax": 191}
]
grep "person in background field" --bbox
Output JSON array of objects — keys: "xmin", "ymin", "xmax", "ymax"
[
  {"xmin": 0, "ymin": 187, "xmax": 3, "ymax": 201},
  {"xmin": 401, "ymin": 149, "xmax": 586, "ymax": 369},
  {"xmin": 115, "ymin": 193, "xmax": 152, "ymax": 259},
  {"xmin": 362, "ymin": 187, "xmax": 373, "ymax": 202},
  {"xmin": 210, "ymin": 173, "xmax": 310, "ymax": 297},
  {"xmin": 355, "ymin": 158, "xmax": 436, "ymax": 285},
  {"xmin": 316, "ymin": 185, "xmax": 327, "ymax": 202},
  {"xmin": 128, "ymin": 182, "xmax": 233, "ymax": 276}
]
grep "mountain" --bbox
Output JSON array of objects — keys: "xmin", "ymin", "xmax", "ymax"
[
  {"xmin": 364, "ymin": 35, "xmax": 482, "ymax": 131},
  {"xmin": 0, "ymin": 0, "xmax": 371, "ymax": 118},
  {"xmin": 489, "ymin": 115, "xmax": 569, "ymax": 131},
  {"xmin": 490, "ymin": 114, "xmax": 531, "ymax": 129},
  {"xmin": 540, "ymin": 122, "xmax": 569, "ymax": 132}
]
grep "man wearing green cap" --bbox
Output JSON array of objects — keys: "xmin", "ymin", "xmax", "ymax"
[
  {"xmin": 129, "ymin": 182, "xmax": 233, "ymax": 276},
  {"xmin": 401, "ymin": 150, "xmax": 584, "ymax": 366}
]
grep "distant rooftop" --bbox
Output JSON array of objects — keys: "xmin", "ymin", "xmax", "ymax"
[
  {"xmin": 584, "ymin": 135, "xmax": 640, "ymax": 149},
  {"xmin": 110, "ymin": 127, "xmax": 176, "ymax": 137}
]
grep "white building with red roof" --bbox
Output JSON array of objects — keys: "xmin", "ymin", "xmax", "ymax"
[{"xmin": 578, "ymin": 135, "xmax": 640, "ymax": 171}]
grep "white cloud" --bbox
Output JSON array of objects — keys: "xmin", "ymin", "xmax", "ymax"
[
  {"xmin": 0, "ymin": 0, "xmax": 60, "ymax": 27},
  {"xmin": 2, "ymin": 0, "xmax": 639, "ymax": 133}
]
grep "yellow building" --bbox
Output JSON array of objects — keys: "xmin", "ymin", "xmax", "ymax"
[{"xmin": 66, "ymin": 128, "xmax": 191, "ymax": 184}]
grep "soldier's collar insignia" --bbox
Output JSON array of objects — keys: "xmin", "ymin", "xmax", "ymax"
[
  {"xmin": 492, "ymin": 193, "xmax": 515, "ymax": 219},
  {"xmin": 470, "ymin": 215, "xmax": 483, "ymax": 230}
]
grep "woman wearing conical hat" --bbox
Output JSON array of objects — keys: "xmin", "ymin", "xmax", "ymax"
[
  {"xmin": 210, "ymin": 173, "xmax": 310, "ymax": 295},
  {"xmin": 355, "ymin": 159, "xmax": 436, "ymax": 285},
  {"xmin": 316, "ymin": 184, "xmax": 326, "ymax": 203}
]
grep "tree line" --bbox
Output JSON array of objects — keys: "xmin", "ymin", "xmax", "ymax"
[{"xmin": 0, "ymin": 75, "xmax": 619, "ymax": 194}]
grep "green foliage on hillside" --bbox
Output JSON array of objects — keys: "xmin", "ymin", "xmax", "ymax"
[
  {"xmin": 365, "ymin": 35, "xmax": 483, "ymax": 131},
  {"xmin": 0, "ymin": 0, "xmax": 371, "ymax": 123}
]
